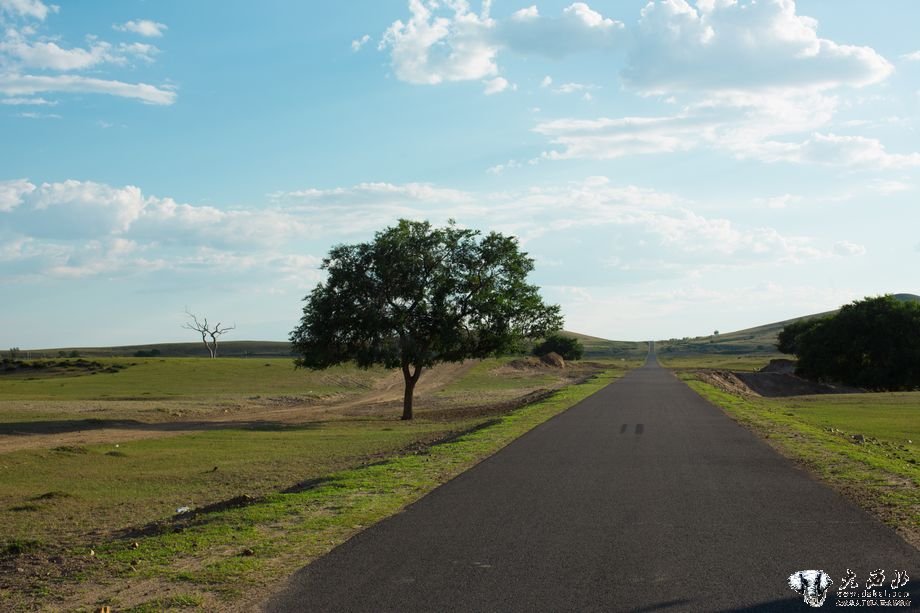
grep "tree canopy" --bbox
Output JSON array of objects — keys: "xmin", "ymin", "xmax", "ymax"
[
  {"xmin": 777, "ymin": 295, "xmax": 920, "ymax": 390},
  {"xmin": 290, "ymin": 219, "xmax": 563, "ymax": 419}
]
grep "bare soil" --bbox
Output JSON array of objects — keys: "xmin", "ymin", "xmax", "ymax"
[{"xmin": 696, "ymin": 362, "xmax": 863, "ymax": 398}]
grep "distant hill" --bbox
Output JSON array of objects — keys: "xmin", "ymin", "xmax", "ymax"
[
  {"xmin": 560, "ymin": 331, "xmax": 648, "ymax": 359},
  {"xmin": 22, "ymin": 340, "xmax": 294, "ymax": 359},
  {"xmin": 658, "ymin": 293, "xmax": 919, "ymax": 357},
  {"xmin": 23, "ymin": 331, "xmax": 650, "ymax": 360}
]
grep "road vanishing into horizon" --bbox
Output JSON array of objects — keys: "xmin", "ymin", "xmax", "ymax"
[{"xmin": 266, "ymin": 347, "xmax": 919, "ymax": 612}]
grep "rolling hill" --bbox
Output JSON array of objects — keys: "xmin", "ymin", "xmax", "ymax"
[
  {"xmin": 658, "ymin": 293, "xmax": 920, "ymax": 357},
  {"xmin": 20, "ymin": 332, "xmax": 650, "ymax": 360}
]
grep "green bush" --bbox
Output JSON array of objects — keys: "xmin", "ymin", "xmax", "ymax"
[
  {"xmin": 778, "ymin": 295, "xmax": 920, "ymax": 390},
  {"xmin": 532, "ymin": 333, "xmax": 584, "ymax": 361}
]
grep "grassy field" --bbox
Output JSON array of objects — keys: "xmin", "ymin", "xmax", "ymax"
[
  {"xmin": 0, "ymin": 357, "xmax": 385, "ymax": 402},
  {"xmin": 0, "ymin": 355, "xmax": 635, "ymax": 611},
  {"xmin": 678, "ymin": 374, "xmax": 919, "ymax": 549},
  {"xmin": 656, "ymin": 353, "xmax": 781, "ymax": 372}
]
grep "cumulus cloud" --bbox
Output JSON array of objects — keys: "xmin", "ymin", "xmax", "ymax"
[
  {"xmin": 625, "ymin": 0, "xmax": 892, "ymax": 95},
  {"xmin": 113, "ymin": 19, "xmax": 167, "ymax": 38},
  {"xmin": 527, "ymin": 1, "xmax": 910, "ymax": 166},
  {"xmin": 379, "ymin": 0, "xmax": 498, "ymax": 84},
  {"xmin": 379, "ymin": 1, "xmax": 623, "ymax": 87},
  {"xmin": 482, "ymin": 76, "xmax": 510, "ymax": 95},
  {"xmin": 351, "ymin": 34, "xmax": 371, "ymax": 51},
  {"xmin": 499, "ymin": 2, "xmax": 623, "ymax": 58},
  {"xmin": 0, "ymin": 0, "xmax": 56, "ymax": 20},
  {"xmin": 0, "ymin": 178, "xmax": 34, "ymax": 212},
  {"xmin": 901, "ymin": 50, "xmax": 920, "ymax": 62}
]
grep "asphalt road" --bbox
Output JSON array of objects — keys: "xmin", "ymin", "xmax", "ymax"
[{"xmin": 266, "ymin": 351, "xmax": 919, "ymax": 612}]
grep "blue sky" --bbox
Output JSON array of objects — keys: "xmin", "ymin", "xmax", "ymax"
[{"xmin": 1, "ymin": 0, "xmax": 919, "ymax": 347}]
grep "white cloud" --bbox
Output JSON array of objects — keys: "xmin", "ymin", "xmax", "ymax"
[
  {"xmin": 522, "ymin": 0, "xmax": 905, "ymax": 166},
  {"xmin": 0, "ymin": 0, "xmax": 56, "ymax": 20},
  {"xmin": 486, "ymin": 159, "xmax": 522, "ymax": 175},
  {"xmin": 482, "ymin": 76, "xmax": 510, "ymax": 95},
  {"xmin": 379, "ymin": 1, "xmax": 623, "ymax": 86},
  {"xmin": 833, "ymin": 241, "xmax": 866, "ymax": 257},
  {"xmin": 0, "ymin": 95, "xmax": 53, "ymax": 104},
  {"xmin": 540, "ymin": 75, "xmax": 552, "ymax": 88},
  {"xmin": 901, "ymin": 50, "xmax": 920, "ymax": 62},
  {"xmin": 756, "ymin": 133, "xmax": 920, "ymax": 169},
  {"xmin": 379, "ymin": 0, "xmax": 498, "ymax": 85},
  {"xmin": 0, "ymin": 178, "xmax": 34, "ymax": 212},
  {"xmin": 553, "ymin": 82, "xmax": 596, "ymax": 94},
  {"xmin": 499, "ymin": 2, "xmax": 623, "ymax": 59},
  {"xmin": 534, "ymin": 91, "xmax": 920, "ymax": 169},
  {"xmin": 512, "ymin": 6, "xmax": 539, "ymax": 21},
  {"xmin": 0, "ymin": 176, "xmax": 841, "ymax": 285},
  {"xmin": 0, "ymin": 73, "xmax": 176, "ymax": 105},
  {"xmin": 625, "ymin": 0, "xmax": 892, "ymax": 95},
  {"xmin": 113, "ymin": 20, "xmax": 167, "ymax": 38},
  {"xmin": 351, "ymin": 34, "xmax": 371, "ymax": 52},
  {"xmin": 2, "ymin": 38, "xmax": 112, "ymax": 71},
  {"xmin": 1, "ymin": 29, "xmax": 159, "ymax": 70},
  {"xmin": 16, "ymin": 110, "xmax": 59, "ymax": 118},
  {"xmin": 0, "ymin": 5, "xmax": 175, "ymax": 106}
]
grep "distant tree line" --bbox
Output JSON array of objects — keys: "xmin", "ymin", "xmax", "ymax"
[{"xmin": 777, "ymin": 295, "xmax": 920, "ymax": 390}]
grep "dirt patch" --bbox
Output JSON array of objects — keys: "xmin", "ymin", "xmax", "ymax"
[
  {"xmin": 696, "ymin": 367, "xmax": 863, "ymax": 398},
  {"xmin": 735, "ymin": 372, "xmax": 860, "ymax": 397},
  {"xmin": 696, "ymin": 370, "xmax": 761, "ymax": 397}
]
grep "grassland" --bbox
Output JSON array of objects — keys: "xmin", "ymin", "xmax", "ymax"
[
  {"xmin": 656, "ymin": 353, "xmax": 779, "ymax": 372},
  {"xmin": 0, "ymin": 354, "xmax": 635, "ymax": 611}
]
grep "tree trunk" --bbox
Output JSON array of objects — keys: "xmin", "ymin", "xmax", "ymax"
[{"xmin": 401, "ymin": 363, "xmax": 423, "ymax": 420}]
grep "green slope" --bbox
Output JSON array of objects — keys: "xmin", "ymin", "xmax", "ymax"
[{"xmin": 659, "ymin": 293, "xmax": 919, "ymax": 357}]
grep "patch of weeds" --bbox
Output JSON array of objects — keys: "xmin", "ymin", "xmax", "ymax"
[
  {"xmin": 106, "ymin": 450, "xmax": 128, "ymax": 457},
  {"xmin": 51, "ymin": 445, "xmax": 89, "ymax": 454},
  {"xmin": 33, "ymin": 490, "xmax": 71, "ymax": 500},
  {"xmin": 10, "ymin": 504, "xmax": 40, "ymax": 512},
  {"xmin": 3, "ymin": 538, "xmax": 43, "ymax": 556}
]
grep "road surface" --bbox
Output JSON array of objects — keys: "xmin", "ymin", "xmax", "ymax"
[{"xmin": 266, "ymin": 350, "xmax": 918, "ymax": 611}]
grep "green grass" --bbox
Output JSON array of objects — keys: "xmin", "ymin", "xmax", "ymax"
[
  {"xmin": 656, "ymin": 353, "xmax": 782, "ymax": 371},
  {"xmin": 681, "ymin": 374, "xmax": 919, "ymax": 545},
  {"xmin": 0, "ymin": 420, "xmax": 474, "ymax": 547},
  {"xmin": 1, "ymin": 366, "xmax": 628, "ymax": 611},
  {"xmin": 0, "ymin": 357, "xmax": 387, "ymax": 402}
]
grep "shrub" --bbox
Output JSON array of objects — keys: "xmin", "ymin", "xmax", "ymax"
[{"xmin": 532, "ymin": 333, "xmax": 584, "ymax": 361}]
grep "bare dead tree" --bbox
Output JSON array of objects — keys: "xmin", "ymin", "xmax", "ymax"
[{"xmin": 182, "ymin": 309, "xmax": 235, "ymax": 358}]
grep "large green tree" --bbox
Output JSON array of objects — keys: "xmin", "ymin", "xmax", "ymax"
[
  {"xmin": 778, "ymin": 295, "xmax": 920, "ymax": 390},
  {"xmin": 290, "ymin": 220, "xmax": 563, "ymax": 419}
]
